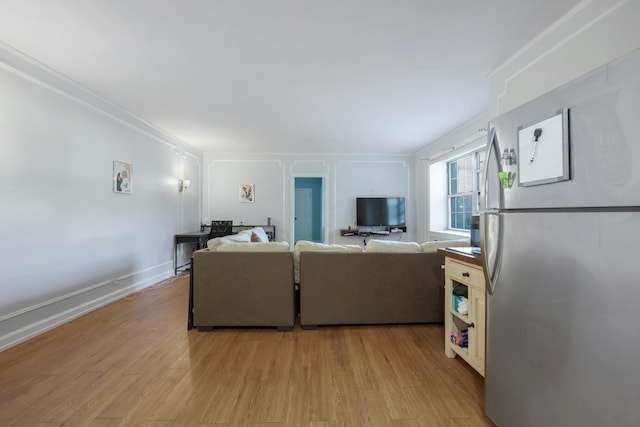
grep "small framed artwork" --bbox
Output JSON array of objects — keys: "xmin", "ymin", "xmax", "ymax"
[
  {"xmin": 113, "ymin": 161, "xmax": 133, "ymax": 193},
  {"xmin": 240, "ymin": 184, "xmax": 254, "ymax": 203}
]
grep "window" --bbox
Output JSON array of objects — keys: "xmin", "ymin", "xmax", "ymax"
[{"xmin": 447, "ymin": 148, "xmax": 485, "ymax": 231}]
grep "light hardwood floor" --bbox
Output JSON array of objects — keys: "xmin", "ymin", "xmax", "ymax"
[{"xmin": 0, "ymin": 275, "xmax": 495, "ymax": 426}]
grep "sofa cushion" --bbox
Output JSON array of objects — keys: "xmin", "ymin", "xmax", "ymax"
[
  {"xmin": 230, "ymin": 229, "xmax": 253, "ymax": 241},
  {"xmin": 420, "ymin": 239, "xmax": 469, "ymax": 253},
  {"xmin": 216, "ymin": 241, "xmax": 290, "ymax": 252},
  {"xmin": 293, "ymin": 240, "xmax": 363, "ymax": 284},
  {"xmin": 366, "ymin": 240, "xmax": 422, "ymax": 253}
]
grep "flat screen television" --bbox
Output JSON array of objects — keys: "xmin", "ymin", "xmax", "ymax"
[{"xmin": 356, "ymin": 197, "xmax": 406, "ymax": 227}]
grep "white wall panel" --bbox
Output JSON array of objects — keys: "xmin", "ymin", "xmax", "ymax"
[{"xmin": 205, "ymin": 159, "xmax": 286, "ymax": 239}]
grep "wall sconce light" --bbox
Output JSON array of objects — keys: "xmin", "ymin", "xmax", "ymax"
[{"xmin": 178, "ymin": 178, "xmax": 191, "ymax": 192}]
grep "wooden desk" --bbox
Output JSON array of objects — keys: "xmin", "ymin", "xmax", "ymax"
[{"xmin": 174, "ymin": 232, "xmax": 209, "ymax": 275}]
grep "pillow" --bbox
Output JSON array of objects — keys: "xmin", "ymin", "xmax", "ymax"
[
  {"xmin": 223, "ymin": 229, "xmax": 253, "ymax": 242},
  {"xmin": 250, "ymin": 227, "xmax": 270, "ymax": 242},
  {"xmin": 206, "ymin": 237, "xmax": 227, "ymax": 251},
  {"xmin": 206, "ymin": 230, "xmax": 253, "ymax": 251},
  {"xmin": 216, "ymin": 241, "xmax": 290, "ymax": 252},
  {"xmin": 293, "ymin": 240, "xmax": 363, "ymax": 283},
  {"xmin": 366, "ymin": 240, "xmax": 422, "ymax": 253},
  {"xmin": 420, "ymin": 239, "xmax": 470, "ymax": 253}
]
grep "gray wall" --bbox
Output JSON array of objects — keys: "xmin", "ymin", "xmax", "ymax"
[{"xmin": 0, "ymin": 44, "xmax": 202, "ymax": 350}]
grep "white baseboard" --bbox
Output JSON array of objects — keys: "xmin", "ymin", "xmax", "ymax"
[{"xmin": 0, "ymin": 268, "xmax": 175, "ymax": 352}]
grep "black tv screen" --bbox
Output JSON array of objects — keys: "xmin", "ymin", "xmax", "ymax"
[{"xmin": 356, "ymin": 197, "xmax": 406, "ymax": 226}]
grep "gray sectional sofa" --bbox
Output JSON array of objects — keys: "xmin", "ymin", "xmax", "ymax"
[{"xmin": 190, "ymin": 237, "xmax": 466, "ymax": 331}]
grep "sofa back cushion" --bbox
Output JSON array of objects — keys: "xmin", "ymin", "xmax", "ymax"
[
  {"xmin": 366, "ymin": 240, "xmax": 422, "ymax": 253},
  {"xmin": 293, "ymin": 240, "xmax": 362, "ymax": 283},
  {"xmin": 216, "ymin": 241, "xmax": 290, "ymax": 252}
]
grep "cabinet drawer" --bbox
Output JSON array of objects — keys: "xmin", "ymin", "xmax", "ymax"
[{"xmin": 446, "ymin": 259, "xmax": 484, "ymax": 288}]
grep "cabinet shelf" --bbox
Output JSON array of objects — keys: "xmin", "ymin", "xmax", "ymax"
[{"xmin": 450, "ymin": 309, "xmax": 469, "ymax": 323}]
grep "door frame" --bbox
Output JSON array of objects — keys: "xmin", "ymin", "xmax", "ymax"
[{"xmin": 291, "ymin": 173, "xmax": 329, "ymax": 245}]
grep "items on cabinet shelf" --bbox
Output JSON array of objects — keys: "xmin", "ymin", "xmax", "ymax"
[
  {"xmin": 453, "ymin": 284, "xmax": 468, "ymax": 314},
  {"xmin": 450, "ymin": 329, "xmax": 468, "ymax": 347},
  {"xmin": 453, "ymin": 295, "xmax": 468, "ymax": 315}
]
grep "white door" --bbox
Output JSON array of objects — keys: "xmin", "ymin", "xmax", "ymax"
[{"xmin": 294, "ymin": 188, "xmax": 313, "ymax": 242}]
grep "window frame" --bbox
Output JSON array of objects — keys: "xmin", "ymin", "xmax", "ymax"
[{"xmin": 446, "ymin": 147, "xmax": 485, "ymax": 232}]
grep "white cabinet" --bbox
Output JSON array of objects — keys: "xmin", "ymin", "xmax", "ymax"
[{"xmin": 443, "ymin": 254, "xmax": 486, "ymax": 377}]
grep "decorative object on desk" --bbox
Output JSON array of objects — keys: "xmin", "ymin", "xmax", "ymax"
[
  {"xmin": 240, "ymin": 184, "xmax": 255, "ymax": 203},
  {"xmin": 178, "ymin": 178, "xmax": 191, "ymax": 192},
  {"xmin": 113, "ymin": 161, "xmax": 132, "ymax": 194}
]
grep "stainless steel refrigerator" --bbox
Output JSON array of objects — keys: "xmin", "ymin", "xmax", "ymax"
[{"xmin": 481, "ymin": 49, "xmax": 640, "ymax": 427}]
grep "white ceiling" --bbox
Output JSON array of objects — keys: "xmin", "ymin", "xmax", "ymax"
[{"xmin": 0, "ymin": 0, "xmax": 581, "ymax": 154}]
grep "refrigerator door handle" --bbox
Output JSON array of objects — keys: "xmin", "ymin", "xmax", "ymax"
[
  {"xmin": 480, "ymin": 127, "xmax": 504, "ymax": 294},
  {"xmin": 480, "ymin": 127, "xmax": 504, "ymax": 211},
  {"xmin": 481, "ymin": 211, "xmax": 502, "ymax": 295}
]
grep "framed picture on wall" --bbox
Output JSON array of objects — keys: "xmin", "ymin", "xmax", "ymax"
[
  {"xmin": 113, "ymin": 161, "xmax": 133, "ymax": 194},
  {"xmin": 240, "ymin": 184, "xmax": 254, "ymax": 203}
]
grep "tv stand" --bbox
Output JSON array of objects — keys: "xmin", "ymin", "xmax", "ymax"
[{"xmin": 339, "ymin": 226, "xmax": 406, "ymax": 237}]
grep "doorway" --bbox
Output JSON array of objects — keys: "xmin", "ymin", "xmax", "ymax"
[{"xmin": 294, "ymin": 177, "xmax": 325, "ymax": 243}]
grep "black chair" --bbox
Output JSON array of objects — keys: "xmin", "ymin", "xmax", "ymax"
[{"xmin": 207, "ymin": 220, "xmax": 233, "ymax": 240}]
